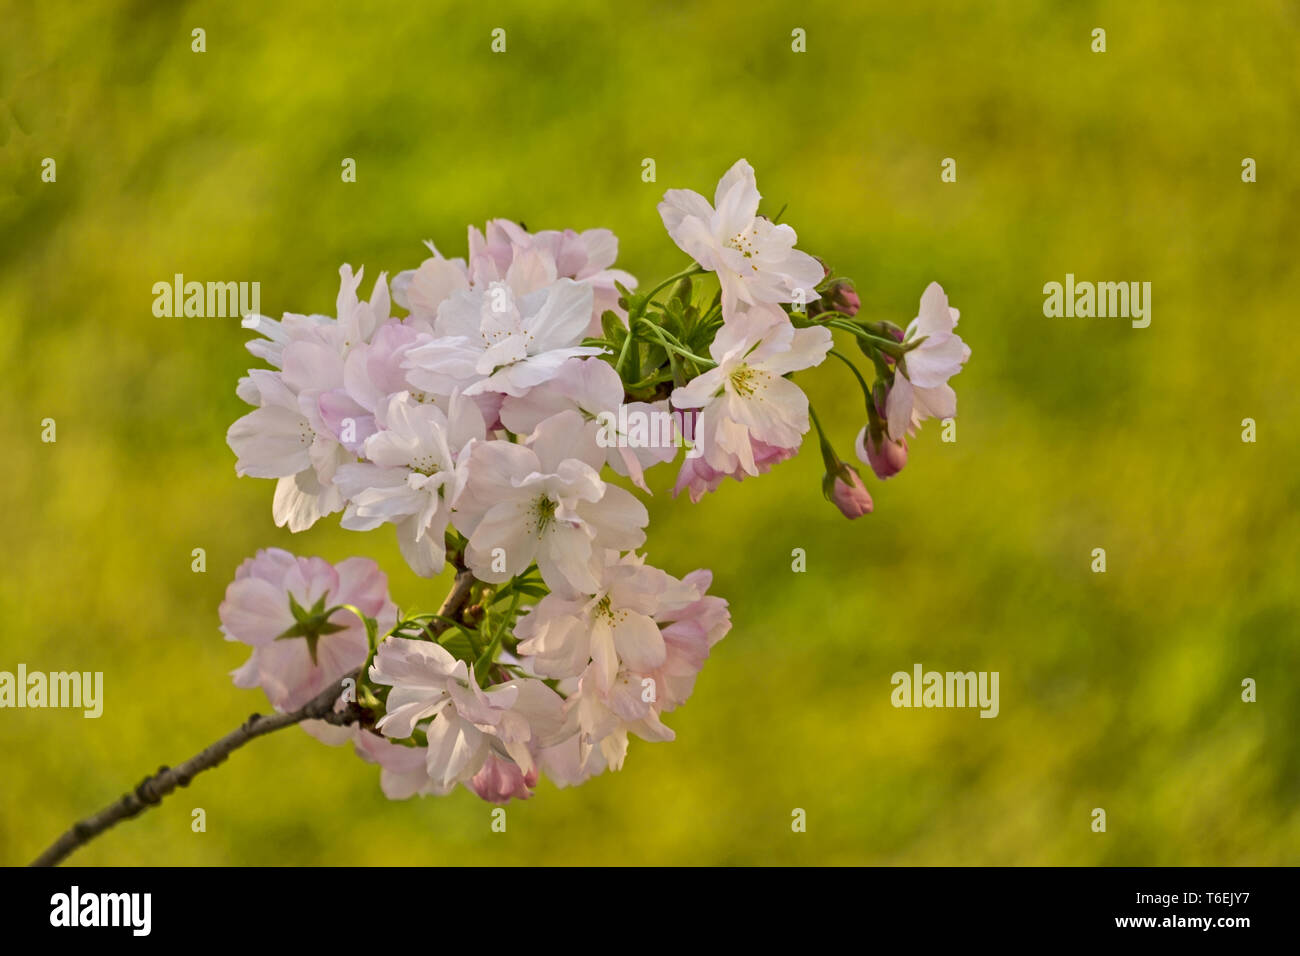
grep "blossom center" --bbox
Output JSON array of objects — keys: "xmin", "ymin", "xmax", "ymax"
[
  {"xmin": 728, "ymin": 365, "xmax": 763, "ymax": 398},
  {"xmin": 408, "ymin": 453, "xmax": 440, "ymax": 477},
  {"xmin": 481, "ymin": 328, "xmax": 536, "ymax": 349},
  {"xmin": 528, "ymin": 495, "xmax": 558, "ymax": 536},
  {"xmin": 725, "ymin": 227, "xmax": 759, "ymax": 259},
  {"xmin": 593, "ymin": 594, "xmax": 628, "ymax": 627}
]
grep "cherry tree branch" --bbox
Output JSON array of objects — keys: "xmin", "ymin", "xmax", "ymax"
[{"xmin": 30, "ymin": 566, "xmax": 477, "ymax": 867}]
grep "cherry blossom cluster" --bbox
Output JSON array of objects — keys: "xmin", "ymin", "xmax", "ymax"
[{"xmin": 218, "ymin": 159, "xmax": 970, "ymax": 803}]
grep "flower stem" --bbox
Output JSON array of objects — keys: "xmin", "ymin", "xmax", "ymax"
[
  {"xmin": 828, "ymin": 320, "xmax": 905, "ymax": 357},
  {"xmin": 638, "ymin": 264, "xmax": 705, "ymax": 310},
  {"xmin": 635, "ymin": 317, "xmax": 715, "ymax": 369}
]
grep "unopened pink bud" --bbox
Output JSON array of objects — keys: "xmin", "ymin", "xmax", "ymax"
[
  {"xmin": 468, "ymin": 754, "xmax": 538, "ymax": 803},
  {"xmin": 856, "ymin": 426, "xmax": 908, "ymax": 479},
  {"xmin": 831, "ymin": 467, "xmax": 874, "ymax": 519},
  {"xmin": 809, "ymin": 279, "xmax": 860, "ymax": 319},
  {"xmin": 828, "ymin": 280, "xmax": 860, "ymax": 317}
]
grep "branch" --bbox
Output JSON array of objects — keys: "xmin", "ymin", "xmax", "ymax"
[{"xmin": 30, "ymin": 566, "xmax": 478, "ymax": 867}]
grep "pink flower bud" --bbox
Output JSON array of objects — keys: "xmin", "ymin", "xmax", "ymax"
[
  {"xmin": 468, "ymin": 754, "xmax": 539, "ymax": 803},
  {"xmin": 828, "ymin": 280, "xmax": 860, "ymax": 317},
  {"xmin": 855, "ymin": 426, "xmax": 908, "ymax": 480},
  {"xmin": 809, "ymin": 279, "xmax": 860, "ymax": 319},
  {"xmin": 830, "ymin": 467, "xmax": 874, "ymax": 519}
]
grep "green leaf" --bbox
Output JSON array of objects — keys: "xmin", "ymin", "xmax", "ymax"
[
  {"xmin": 670, "ymin": 274, "xmax": 693, "ymax": 305},
  {"xmin": 509, "ymin": 583, "xmax": 549, "ymax": 599},
  {"xmin": 600, "ymin": 310, "xmax": 627, "ymax": 345},
  {"xmin": 439, "ymin": 631, "xmax": 477, "ymax": 663}
]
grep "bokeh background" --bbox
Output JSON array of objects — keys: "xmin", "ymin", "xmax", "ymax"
[{"xmin": 2, "ymin": 0, "xmax": 1297, "ymax": 866}]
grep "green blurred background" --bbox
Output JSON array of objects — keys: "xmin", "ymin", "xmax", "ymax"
[{"xmin": 2, "ymin": 0, "xmax": 1297, "ymax": 866}]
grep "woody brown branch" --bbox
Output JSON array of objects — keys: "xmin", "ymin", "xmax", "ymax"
[{"xmin": 29, "ymin": 566, "xmax": 477, "ymax": 867}]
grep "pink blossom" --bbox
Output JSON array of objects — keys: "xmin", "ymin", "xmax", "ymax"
[
  {"xmin": 670, "ymin": 304, "xmax": 831, "ymax": 477},
  {"xmin": 672, "ymin": 437, "xmax": 796, "ymax": 502},
  {"xmin": 368, "ymin": 637, "xmax": 567, "ymax": 783},
  {"xmin": 645, "ymin": 569, "xmax": 731, "ymax": 711},
  {"xmin": 228, "ymin": 266, "xmax": 395, "ymax": 531},
  {"xmin": 221, "ymin": 549, "xmax": 397, "ymax": 711},
  {"xmin": 469, "ymin": 219, "xmax": 638, "ymax": 336},
  {"xmin": 403, "ymin": 278, "xmax": 604, "ymax": 398},
  {"xmin": 515, "ymin": 551, "xmax": 689, "ymax": 691},
  {"xmin": 554, "ymin": 567, "xmax": 729, "ymax": 774},
  {"xmin": 500, "ymin": 357, "xmax": 677, "ymax": 491},
  {"xmin": 390, "ymin": 241, "xmax": 470, "ymax": 330},
  {"xmin": 333, "ymin": 391, "xmax": 484, "ymax": 577},
  {"xmin": 353, "ymin": 730, "xmax": 435, "ymax": 800},
  {"xmin": 658, "ymin": 159, "xmax": 823, "ymax": 313},
  {"xmin": 886, "ymin": 282, "xmax": 970, "ymax": 440},
  {"xmin": 454, "ymin": 412, "xmax": 648, "ymax": 593}
]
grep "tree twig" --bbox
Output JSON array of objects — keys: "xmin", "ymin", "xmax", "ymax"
[{"xmin": 30, "ymin": 566, "xmax": 477, "ymax": 867}]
